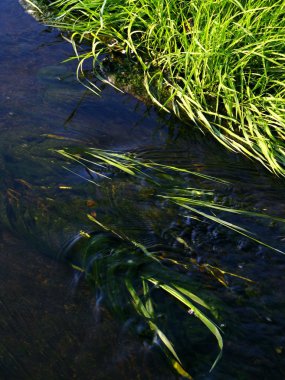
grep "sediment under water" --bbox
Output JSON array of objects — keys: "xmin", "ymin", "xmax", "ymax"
[{"xmin": 0, "ymin": 1, "xmax": 285, "ymax": 379}]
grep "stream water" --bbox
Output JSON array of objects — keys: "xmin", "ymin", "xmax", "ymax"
[{"xmin": 1, "ymin": 1, "xmax": 285, "ymax": 379}]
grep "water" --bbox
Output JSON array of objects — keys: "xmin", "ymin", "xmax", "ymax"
[{"xmin": 0, "ymin": 1, "xmax": 285, "ymax": 379}]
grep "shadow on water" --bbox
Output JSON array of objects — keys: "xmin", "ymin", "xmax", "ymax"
[
  {"xmin": 0, "ymin": 1, "xmax": 284, "ymax": 379},
  {"xmin": 0, "ymin": 229, "xmax": 176, "ymax": 380}
]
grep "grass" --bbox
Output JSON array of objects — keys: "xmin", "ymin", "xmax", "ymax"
[
  {"xmin": 64, "ymin": 230, "xmax": 221, "ymax": 379},
  {"xmin": 19, "ymin": 0, "xmax": 285, "ymax": 375},
  {"xmin": 58, "ymin": 147, "xmax": 285, "ymax": 252},
  {"xmin": 25, "ymin": 0, "xmax": 285, "ymax": 175},
  {"xmin": 58, "ymin": 147, "xmax": 285, "ymax": 377}
]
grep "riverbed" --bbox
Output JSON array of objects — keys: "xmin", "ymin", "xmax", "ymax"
[{"xmin": 1, "ymin": 1, "xmax": 285, "ymax": 379}]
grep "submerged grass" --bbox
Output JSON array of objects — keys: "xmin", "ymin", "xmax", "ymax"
[
  {"xmin": 67, "ymin": 230, "xmax": 222, "ymax": 379},
  {"xmin": 26, "ymin": 0, "xmax": 285, "ymax": 175},
  {"xmin": 59, "ymin": 147, "xmax": 285, "ymax": 377},
  {"xmin": 58, "ymin": 147, "xmax": 285, "ymax": 253}
]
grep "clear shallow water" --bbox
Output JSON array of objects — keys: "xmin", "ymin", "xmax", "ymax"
[{"xmin": 0, "ymin": 1, "xmax": 285, "ymax": 379}]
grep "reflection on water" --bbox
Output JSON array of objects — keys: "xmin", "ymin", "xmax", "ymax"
[{"xmin": 0, "ymin": 1, "xmax": 284, "ymax": 379}]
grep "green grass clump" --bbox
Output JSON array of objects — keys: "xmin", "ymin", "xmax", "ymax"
[{"xmin": 26, "ymin": 0, "xmax": 285, "ymax": 175}]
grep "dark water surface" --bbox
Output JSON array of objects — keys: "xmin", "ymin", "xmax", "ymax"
[{"xmin": 1, "ymin": 1, "xmax": 285, "ymax": 379}]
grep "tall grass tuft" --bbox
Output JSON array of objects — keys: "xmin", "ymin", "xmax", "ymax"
[{"xmin": 26, "ymin": 0, "xmax": 285, "ymax": 175}]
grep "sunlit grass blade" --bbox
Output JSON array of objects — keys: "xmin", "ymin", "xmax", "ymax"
[{"xmin": 148, "ymin": 278, "xmax": 223, "ymax": 371}]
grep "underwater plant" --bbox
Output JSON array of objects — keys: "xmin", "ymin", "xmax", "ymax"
[{"xmin": 58, "ymin": 147, "xmax": 285, "ymax": 377}]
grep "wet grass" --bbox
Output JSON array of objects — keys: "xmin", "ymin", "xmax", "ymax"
[
  {"xmin": 26, "ymin": 0, "xmax": 285, "ymax": 175},
  {"xmin": 59, "ymin": 148, "xmax": 285, "ymax": 253},
  {"xmin": 58, "ymin": 147, "xmax": 285, "ymax": 377},
  {"xmin": 64, "ymin": 230, "xmax": 222, "ymax": 379}
]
